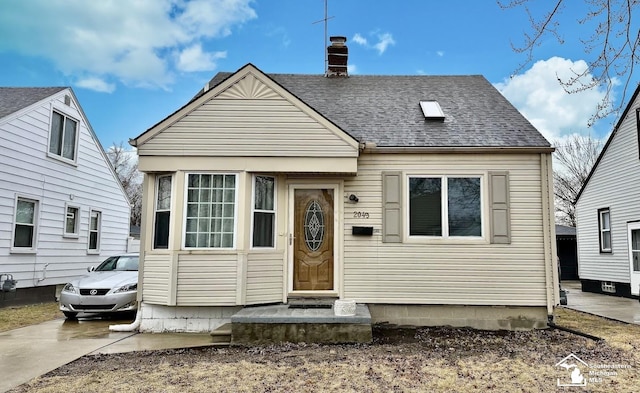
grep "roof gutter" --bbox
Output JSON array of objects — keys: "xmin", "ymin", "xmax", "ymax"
[{"xmin": 360, "ymin": 143, "xmax": 555, "ymax": 154}]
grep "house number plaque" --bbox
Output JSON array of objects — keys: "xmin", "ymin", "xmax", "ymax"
[{"xmin": 353, "ymin": 212, "xmax": 370, "ymax": 219}]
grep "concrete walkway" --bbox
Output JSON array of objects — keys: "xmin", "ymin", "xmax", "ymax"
[
  {"xmin": 0, "ymin": 318, "xmax": 215, "ymax": 393},
  {"xmin": 561, "ymin": 280, "xmax": 640, "ymax": 324}
]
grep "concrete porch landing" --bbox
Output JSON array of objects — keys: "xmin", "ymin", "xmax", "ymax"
[{"xmin": 230, "ymin": 304, "xmax": 372, "ymax": 345}]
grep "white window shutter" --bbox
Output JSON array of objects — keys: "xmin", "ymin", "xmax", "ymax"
[
  {"xmin": 382, "ymin": 171, "xmax": 402, "ymax": 243},
  {"xmin": 489, "ymin": 171, "xmax": 511, "ymax": 244}
]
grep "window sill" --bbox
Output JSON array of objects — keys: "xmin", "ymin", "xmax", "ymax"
[
  {"xmin": 599, "ymin": 250, "xmax": 613, "ymax": 254},
  {"xmin": 63, "ymin": 234, "xmax": 79, "ymax": 239},
  {"xmin": 404, "ymin": 236, "xmax": 488, "ymax": 245},
  {"xmin": 47, "ymin": 152, "xmax": 78, "ymax": 167},
  {"xmin": 10, "ymin": 248, "xmax": 37, "ymax": 254},
  {"xmin": 87, "ymin": 250, "xmax": 101, "ymax": 255}
]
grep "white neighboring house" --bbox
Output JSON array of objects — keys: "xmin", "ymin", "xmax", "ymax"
[
  {"xmin": 0, "ymin": 87, "xmax": 130, "ymax": 305},
  {"xmin": 575, "ymin": 85, "xmax": 640, "ymax": 298}
]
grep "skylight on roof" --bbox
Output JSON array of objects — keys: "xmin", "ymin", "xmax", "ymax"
[{"xmin": 420, "ymin": 100, "xmax": 445, "ymax": 121}]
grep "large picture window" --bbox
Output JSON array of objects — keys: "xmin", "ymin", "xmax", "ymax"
[
  {"xmin": 13, "ymin": 197, "xmax": 38, "ymax": 250},
  {"xmin": 598, "ymin": 208, "xmax": 612, "ymax": 253},
  {"xmin": 409, "ymin": 176, "xmax": 482, "ymax": 238},
  {"xmin": 154, "ymin": 175, "xmax": 172, "ymax": 249},
  {"xmin": 49, "ymin": 110, "xmax": 78, "ymax": 161},
  {"xmin": 185, "ymin": 173, "xmax": 236, "ymax": 248},
  {"xmin": 252, "ymin": 175, "xmax": 276, "ymax": 248}
]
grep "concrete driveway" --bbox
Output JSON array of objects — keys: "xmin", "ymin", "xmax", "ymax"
[
  {"xmin": 0, "ymin": 316, "xmax": 215, "ymax": 393},
  {"xmin": 561, "ymin": 280, "xmax": 640, "ymax": 324}
]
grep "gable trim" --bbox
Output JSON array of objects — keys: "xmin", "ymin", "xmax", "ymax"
[
  {"xmin": 132, "ymin": 63, "xmax": 360, "ymax": 153},
  {"xmin": 575, "ymin": 84, "xmax": 640, "ymax": 204}
]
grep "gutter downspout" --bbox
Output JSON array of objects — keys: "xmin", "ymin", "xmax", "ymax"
[
  {"xmin": 541, "ymin": 153, "xmax": 559, "ymax": 318},
  {"xmin": 109, "ymin": 308, "xmax": 141, "ymax": 332}
]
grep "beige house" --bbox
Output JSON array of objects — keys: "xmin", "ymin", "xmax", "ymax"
[{"xmin": 131, "ymin": 44, "xmax": 558, "ymax": 333}]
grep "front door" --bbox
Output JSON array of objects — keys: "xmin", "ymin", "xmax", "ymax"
[
  {"xmin": 628, "ymin": 222, "xmax": 640, "ymax": 296},
  {"xmin": 293, "ymin": 189, "xmax": 334, "ymax": 290}
]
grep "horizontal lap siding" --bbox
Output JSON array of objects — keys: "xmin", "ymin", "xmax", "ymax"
[
  {"xmin": 246, "ymin": 252, "xmax": 284, "ymax": 304},
  {"xmin": 139, "ymin": 99, "xmax": 356, "ymax": 157},
  {"xmin": 343, "ymin": 153, "xmax": 547, "ymax": 306},
  {"xmin": 142, "ymin": 254, "xmax": 171, "ymax": 304},
  {"xmin": 576, "ymin": 103, "xmax": 640, "ymax": 282},
  {"xmin": 176, "ymin": 253, "xmax": 237, "ymax": 306}
]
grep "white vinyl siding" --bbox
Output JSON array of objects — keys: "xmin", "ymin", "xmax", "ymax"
[
  {"xmin": 136, "ymin": 73, "xmax": 358, "ymax": 159},
  {"xmin": 176, "ymin": 253, "xmax": 237, "ymax": 306},
  {"xmin": 141, "ymin": 253, "xmax": 171, "ymax": 304},
  {"xmin": 0, "ymin": 89, "xmax": 130, "ymax": 288},
  {"xmin": 343, "ymin": 153, "xmax": 548, "ymax": 306},
  {"xmin": 246, "ymin": 252, "xmax": 284, "ymax": 304},
  {"xmin": 576, "ymin": 94, "xmax": 640, "ymax": 283}
]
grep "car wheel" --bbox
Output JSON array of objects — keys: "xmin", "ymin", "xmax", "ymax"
[{"xmin": 63, "ymin": 311, "xmax": 78, "ymax": 320}]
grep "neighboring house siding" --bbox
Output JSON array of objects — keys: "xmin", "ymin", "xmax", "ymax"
[
  {"xmin": 343, "ymin": 153, "xmax": 548, "ymax": 305},
  {"xmin": 246, "ymin": 252, "xmax": 284, "ymax": 304},
  {"xmin": 176, "ymin": 253, "xmax": 237, "ymax": 306},
  {"xmin": 576, "ymin": 96, "xmax": 640, "ymax": 283},
  {"xmin": 0, "ymin": 90, "xmax": 130, "ymax": 288}
]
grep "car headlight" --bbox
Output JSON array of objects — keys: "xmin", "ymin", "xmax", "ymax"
[
  {"xmin": 113, "ymin": 283, "xmax": 137, "ymax": 293},
  {"xmin": 62, "ymin": 283, "xmax": 77, "ymax": 294}
]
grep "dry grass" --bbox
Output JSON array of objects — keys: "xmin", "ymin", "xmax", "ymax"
[
  {"xmin": 0, "ymin": 302, "xmax": 61, "ymax": 333},
  {"xmin": 10, "ymin": 307, "xmax": 640, "ymax": 393}
]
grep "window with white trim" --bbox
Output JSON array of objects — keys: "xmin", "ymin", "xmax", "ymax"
[
  {"xmin": 154, "ymin": 175, "xmax": 172, "ymax": 249},
  {"xmin": 64, "ymin": 204, "xmax": 80, "ymax": 237},
  {"xmin": 408, "ymin": 176, "xmax": 482, "ymax": 238},
  {"xmin": 88, "ymin": 210, "xmax": 101, "ymax": 252},
  {"xmin": 185, "ymin": 173, "xmax": 236, "ymax": 248},
  {"xmin": 598, "ymin": 208, "xmax": 611, "ymax": 253},
  {"xmin": 13, "ymin": 197, "xmax": 39, "ymax": 250},
  {"xmin": 252, "ymin": 175, "xmax": 276, "ymax": 248},
  {"xmin": 49, "ymin": 110, "xmax": 78, "ymax": 162}
]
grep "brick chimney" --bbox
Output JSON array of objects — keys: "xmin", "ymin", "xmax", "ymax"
[{"xmin": 326, "ymin": 36, "xmax": 348, "ymax": 77}]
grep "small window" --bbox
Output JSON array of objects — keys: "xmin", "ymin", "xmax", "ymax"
[
  {"xmin": 88, "ymin": 210, "xmax": 102, "ymax": 253},
  {"xmin": 419, "ymin": 100, "xmax": 445, "ymax": 121},
  {"xmin": 184, "ymin": 173, "xmax": 237, "ymax": 249},
  {"xmin": 252, "ymin": 175, "xmax": 276, "ymax": 248},
  {"xmin": 154, "ymin": 175, "xmax": 172, "ymax": 249},
  {"xmin": 409, "ymin": 176, "xmax": 482, "ymax": 238},
  {"xmin": 49, "ymin": 110, "xmax": 78, "ymax": 162},
  {"xmin": 598, "ymin": 208, "xmax": 612, "ymax": 253},
  {"xmin": 64, "ymin": 204, "xmax": 80, "ymax": 237},
  {"xmin": 12, "ymin": 197, "xmax": 39, "ymax": 251}
]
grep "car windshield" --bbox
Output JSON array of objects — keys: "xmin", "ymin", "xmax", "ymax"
[{"xmin": 94, "ymin": 255, "xmax": 139, "ymax": 272}]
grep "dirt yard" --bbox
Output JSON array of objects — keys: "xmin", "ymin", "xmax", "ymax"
[{"xmin": 8, "ymin": 308, "xmax": 639, "ymax": 392}]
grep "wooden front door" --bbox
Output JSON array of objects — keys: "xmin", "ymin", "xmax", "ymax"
[{"xmin": 293, "ymin": 189, "xmax": 334, "ymax": 290}]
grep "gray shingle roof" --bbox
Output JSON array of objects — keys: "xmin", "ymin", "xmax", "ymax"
[
  {"xmin": 202, "ymin": 69, "xmax": 550, "ymax": 148},
  {"xmin": 555, "ymin": 225, "xmax": 576, "ymax": 237},
  {"xmin": 0, "ymin": 87, "xmax": 66, "ymax": 119}
]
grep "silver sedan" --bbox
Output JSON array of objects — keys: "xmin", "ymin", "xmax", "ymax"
[{"xmin": 59, "ymin": 253, "xmax": 139, "ymax": 319}]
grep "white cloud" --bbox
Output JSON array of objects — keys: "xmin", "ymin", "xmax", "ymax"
[
  {"xmin": 351, "ymin": 32, "xmax": 395, "ymax": 55},
  {"xmin": 374, "ymin": 33, "xmax": 395, "ymax": 55},
  {"xmin": 352, "ymin": 33, "xmax": 368, "ymax": 46},
  {"xmin": 0, "ymin": 0, "xmax": 257, "ymax": 91},
  {"xmin": 176, "ymin": 44, "xmax": 226, "ymax": 72},
  {"xmin": 495, "ymin": 57, "xmax": 610, "ymax": 142},
  {"xmin": 76, "ymin": 77, "xmax": 116, "ymax": 93},
  {"xmin": 436, "ymin": 51, "xmax": 444, "ymax": 57}
]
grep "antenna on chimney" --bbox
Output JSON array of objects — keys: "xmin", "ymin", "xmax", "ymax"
[{"xmin": 312, "ymin": 0, "xmax": 334, "ymax": 73}]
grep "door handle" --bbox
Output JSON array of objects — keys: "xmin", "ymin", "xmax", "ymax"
[{"xmin": 289, "ymin": 233, "xmax": 294, "ymax": 245}]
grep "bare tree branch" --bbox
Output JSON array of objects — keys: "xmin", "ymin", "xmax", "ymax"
[
  {"xmin": 107, "ymin": 141, "xmax": 142, "ymax": 227},
  {"xmin": 499, "ymin": 0, "xmax": 639, "ymax": 124}
]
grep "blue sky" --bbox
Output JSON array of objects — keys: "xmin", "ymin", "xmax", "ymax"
[{"xmin": 0, "ymin": 0, "xmax": 631, "ymax": 149}]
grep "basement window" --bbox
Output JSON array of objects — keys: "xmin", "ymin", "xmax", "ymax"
[{"xmin": 420, "ymin": 100, "xmax": 445, "ymax": 121}]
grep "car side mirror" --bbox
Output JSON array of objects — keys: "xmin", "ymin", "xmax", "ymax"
[{"xmin": 87, "ymin": 266, "xmax": 96, "ymax": 272}]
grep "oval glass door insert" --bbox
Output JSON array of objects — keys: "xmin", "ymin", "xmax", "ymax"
[{"xmin": 304, "ymin": 200, "xmax": 324, "ymax": 251}]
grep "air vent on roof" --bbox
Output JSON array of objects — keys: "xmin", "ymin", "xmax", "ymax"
[
  {"xmin": 64, "ymin": 95, "xmax": 71, "ymax": 106},
  {"xmin": 420, "ymin": 100, "xmax": 445, "ymax": 121}
]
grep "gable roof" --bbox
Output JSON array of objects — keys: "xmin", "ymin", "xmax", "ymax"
[
  {"xmin": 195, "ymin": 66, "xmax": 550, "ymax": 149},
  {"xmin": 0, "ymin": 87, "xmax": 66, "ymax": 119},
  {"xmin": 574, "ymin": 84, "xmax": 640, "ymax": 203}
]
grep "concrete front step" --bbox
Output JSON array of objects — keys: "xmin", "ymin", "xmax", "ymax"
[
  {"xmin": 210, "ymin": 322, "xmax": 232, "ymax": 346},
  {"xmin": 230, "ymin": 304, "xmax": 372, "ymax": 345}
]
